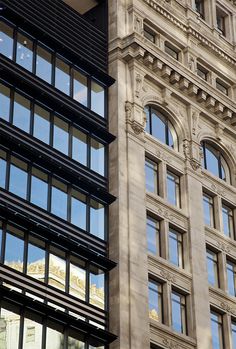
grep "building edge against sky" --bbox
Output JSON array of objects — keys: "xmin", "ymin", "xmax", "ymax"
[{"xmin": 108, "ymin": 1, "xmax": 236, "ymax": 349}]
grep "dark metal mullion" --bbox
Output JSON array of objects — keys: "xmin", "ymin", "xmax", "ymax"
[
  {"xmin": 30, "ymin": 99, "xmax": 35, "ymax": 137},
  {"xmin": 165, "ymin": 119, "xmax": 169, "ymax": 146},
  {"xmin": 0, "ymin": 221, "xmax": 7, "ymax": 264},
  {"xmin": 42, "ymin": 321, "xmax": 47, "ymax": 349},
  {"xmin": 23, "ymin": 230, "xmax": 28, "ymax": 275},
  {"xmin": 27, "ymin": 162, "xmax": 32, "ymax": 202},
  {"xmin": 66, "ymin": 254, "xmax": 70, "ymax": 295},
  {"xmin": 86, "ymin": 262, "xmax": 90, "ymax": 304},
  {"xmin": 12, "ymin": 26, "xmax": 17, "ymax": 63},
  {"xmin": 9, "ymin": 87, "xmax": 14, "ymax": 124},
  {"xmin": 32, "ymin": 39, "xmax": 37, "ymax": 75},
  {"xmin": 52, "ymin": 52, "xmax": 56, "ymax": 87},
  {"xmin": 203, "ymin": 142, "xmax": 207, "ymax": 169},
  {"xmin": 47, "ymin": 173, "xmax": 52, "ymax": 214},
  {"xmin": 149, "ymin": 107, "xmax": 152, "ymax": 135},
  {"xmin": 5, "ymin": 152, "xmax": 11, "ymax": 191},
  {"xmin": 87, "ymin": 135, "xmax": 91, "ymax": 170},
  {"xmin": 68, "ymin": 123, "xmax": 73, "ymax": 159},
  {"xmin": 87, "ymin": 78, "xmax": 91, "ymax": 110},
  {"xmin": 70, "ymin": 67, "xmax": 74, "ymax": 100},
  {"xmin": 49, "ymin": 112, "xmax": 54, "ymax": 148},
  {"xmin": 45, "ymin": 242, "xmax": 50, "ymax": 287},
  {"xmin": 86, "ymin": 196, "xmax": 90, "ymax": 235},
  {"xmin": 18, "ymin": 310, "xmax": 24, "ymax": 349},
  {"xmin": 218, "ymin": 152, "xmax": 223, "ymax": 180},
  {"xmin": 68, "ymin": 185, "xmax": 71, "ymax": 224}
]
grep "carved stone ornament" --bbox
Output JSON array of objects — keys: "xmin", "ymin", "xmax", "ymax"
[
  {"xmin": 156, "ymin": 150, "xmax": 172, "ymax": 164},
  {"xmin": 125, "ymin": 101, "xmax": 146, "ymax": 135},
  {"xmin": 217, "ymin": 241, "xmax": 230, "ymax": 253},
  {"xmin": 220, "ymin": 302, "xmax": 236, "ymax": 315},
  {"xmin": 183, "ymin": 140, "xmax": 202, "ymax": 171},
  {"xmin": 160, "ymin": 269, "xmax": 176, "ymax": 283},
  {"xmin": 211, "ymin": 184, "xmax": 226, "ymax": 197},
  {"xmin": 163, "ymin": 338, "xmax": 181, "ymax": 349},
  {"xmin": 156, "ymin": 207, "xmax": 175, "ymax": 222},
  {"xmin": 134, "ymin": 15, "xmax": 142, "ymax": 34},
  {"xmin": 135, "ymin": 73, "xmax": 143, "ymax": 98},
  {"xmin": 192, "ymin": 110, "xmax": 200, "ymax": 136}
]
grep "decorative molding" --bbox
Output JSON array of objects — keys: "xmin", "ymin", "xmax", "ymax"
[
  {"xmin": 125, "ymin": 101, "xmax": 146, "ymax": 135},
  {"xmin": 183, "ymin": 139, "xmax": 202, "ymax": 171},
  {"xmin": 220, "ymin": 302, "xmax": 236, "ymax": 315},
  {"xmin": 156, "ymin": 149, "xmax": 172, "ymax": 164},
  {"xmin": 135, "ymin": 73, "xmax": 143, "ymax": 98},
  {"xmin": 210, "ymin": 184, "xmax": 226, "ymax": 197},
  {"xmin": 160, "ymin": 269, "xmax": 176, "ymax": 283},
  {"xmin": 163, "ymin": 338, "xmax": 182, "ymax": 349},
  {"xmin": 216, "ymin": 241, "xmax": 231, "ymax": 253},
  {"xmin": 156, "ymin": 207, "xmax": 175, "ymax": 222}
]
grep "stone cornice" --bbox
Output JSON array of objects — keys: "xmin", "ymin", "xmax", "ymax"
[{"xmin": 142, "ymin": 0, "xmax": 236, "ymax": 65}]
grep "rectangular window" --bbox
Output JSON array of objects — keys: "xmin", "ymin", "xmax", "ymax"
[
  {"xmin": 33, "ymin": 105, "xmax": 50, "ymax": 144},
  {"xmin": 16, "ymin": 33, "xmax": 33, "ymax": 72},
  {"xmin": 72, "ymin": 128, "xmax": 87, "ymax": 166},
  {"xmin": 203, "ymin": 193, "xmax": 215, "ymax": 227},
  {"xmin": 164, "ymin": 43, "xmax": 179, "ymax": 60},
  {"xmin": 27, "ymin": 236, "xmax": 46, "ymax": 283},
  {"xmin": 195, "ymin": 0, "xmax": 204, "ymax": 18},
  {"xmin": 71, "ymin": 189, "xmax": 87, "ymax": 230},
  {"xmin": 36, "ymin": 45, "xmax": 52, "ymax": 84},
  {"xmin": 207, "ymin": 248, "xmax": 219, "ymax": 287},
  {"xmin": 232, "ymin": 320, "xmax": 236, "ymax": 349},
  {"xmin": 23, "ymin": 319, "xmax": 42, "ymax": 348},
  {"xmin": 146, "ymin": 216, "xmax": 160, "ymax": 255},
  {"xmin": 0, "ymin": 83, "xmax": 11, "ymax": 122},
  {"xmin": 91, "ymin": 80, "xmax": 105, "ymax": 117},
  {"xmin": 167, "ymin": 170, "xmax": 180, "ymax": 207},
  {"xmin": 0, "ymin": 21, "xmax": 14, "ymax": 59},
  {"xmin": 48, "ymin": 247, "xmax": 66, "ymax": 292},
  {"xmin": 55, "ymin": 57, "xmax": 70, "ymax": 95},
  {"xmin": 216, "ymin": 8, "xmax": 226, "ymax": 36},
  {"xmin": 227, "ymin": 260, "xmax": 236, "ymax": 297},
  {"xmin": 0, "ymin": 150, "xmax": 7, "ymax": 189},
  {"xmin": 169, "ymin": 228, "xmax": 183, "ymax": 268},
  {"xmin": 30, "ymin": 167, "xmax": 48, "ymax": 210},
  {"xmin": 13, "ymin": 93, "xmax": 31, "ymax": 133},
  {"xmin": 144, "ymin": 26, "xmax": 155, "ymax": 43},
  {"xmin": 211, "ymin": 310, "xmax": 224, "ymax": 349},
  {"xmin": 51, "ymin": 179, "xmax": 68, "ymax": 220},
  {"xmin": 197, "ymin": 64, "xmax": 208, "ymax": 80},
  {"xmin": 91, "ymin": 139, "xmax": 105, "ymax": 176},
  {"xmin": 90, "ymin": 200, "xmax": 105, "ymax": 240},
  {"xmin": 171, "ymin": 290, "xmax": 187, "ymax": 334},
  {"xmin": 145, "ymin": 158, "xmax": 158, "ymax": 194},
  {"xmin": 4, "ymin": 227, "xmax": 24, "ymax": 272},
  {"xmin": 53, "ymin": 116, "xmax": 69, "ymax": 156},
  {"xmin": 148, "ymin": 280, "xmax": 162, "ymax": 322},
  {"xmin": 46, "ymin": 327, "xmax": 64, "ymax": 349},
  {"xmin": 9, "ymin": 157, "xmax": 28, "ymax": 199},
  {"xmin": 222, "ymin": 203, "xmax": 234, "ymax": 238},
  {"xmin": 73, "ymin": 69, "xmax": 88, "ymax": 107},
  {"xmin": 216, "ymin": 79, "xmax": 228, "ymax": 95},
  {"xmin": 69, "ymin": 256, "xmax": 86, "ymax": 301},
  {"xmin": 0, "ymin": 307, "xmax": 20, "ymax": 348},
  {"xmin": 89, "ymin": 266, "xmax": 105, "ymax": 310}
]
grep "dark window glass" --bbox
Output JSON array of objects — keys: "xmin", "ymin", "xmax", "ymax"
[
  {"xmin": 71, "ymin": 189, "xmax": 86, "ymax": 230},
  {"xmin": 169, "ymin": 229, "xmax": 183, "ymax": 268},
  {"xmin": 53, "ymin": 117, "xmax": 69, "ymax": 156},
  {"xmin": 33, "ymin": 105, "xmax": 50, "ymax": 144},
  {"xmin": 91, "ymin": 139, "xmax": 105, "ymax": 176},
  {"xmin": 90, "ymin": 200, "xmax": 105, "ymax": 239},
  {"xmin": 51, "ymin": 179, "xmax": 68, "ymax": 220},
  {"xmin": 0, "ymin": 83, "xmax": 11, "ymax": 121},
  {"xmin": 27, "ymin": 236, "xmax": 46, "ymax": 283},
  {"xmin": 4, "ymin": 228, "xmax": 24, "ymax": 272},
  {"xmin": 216, "ymin": 80, "xmax": 228, "ymax": 95},
  {"xmin": 145, "ymin": 158, "xmax": 158, "ymax": 194},
  {"xmin": 13, "ymin": 93, "xmax": 31, "ymax": 133},
  {"xmin": 55, "ymin": 58, "xmax": 70, "ymax": 95},
  {"xmin": 145, "ymin": 106, "xmax": 177, "ymax": 149},
  {"xmin": 222, "ymin": 204, "xmax": 234, "ymax": 238},
  {"xmin": 90, "ymin": 266, "xmax": 105, "ymax": 310},
  {"xmin": 0, "ymin": 308, "xmax": 20, "ymax": 348},
  {"xmin": 148, "ymin": 280, "xmax": 162, "ymax": 322},
  {"xmin": 171, "ymin": 291, "xmax": 186, "ymax": 334},
  {"xmin": 227, "ymin": 260, "xmax": 236, "ymax": 297},
  {"xmin": 72, "ymin": 128, "xmax": 87, "ymax": 166},
  {"xmin": 48, "ymin": 247, "xmax": 66, "ymax": 292},
  {"xmin": 0, "ymin": 150, "xmax": 7, "ymax": 189},
  {"xmin": 69, "ymin": 257, "xmax": 86, "ymax": 300},
  {"xmin": 146, "ymin": 216, "xmax": 159, "ymax": 255},
  {"xmin": 167, "ymin": 171, "xmax": 180, "ymax": 207},
  {"xmin": 203, "ymin": 194, "xmax": 215, "ymax": 227},
  {"xmin": 73, "ymin": 70, "xmax": 87, "ymax": 106},
  {"xmin": 165, "ymin": 43, "xmax": 179, "ymax": 60},
  {"xmin": 0, "ymin": 22, "xmax": 14, "ymax": 59},
  {"xmin": 91, "ymin": 80, "xmax": 104, "ymax": 117},
  {"xmin": 144, "ymin": 27, "xmax": 155, "ymax": 42},
  {"xmin": 16, "ymin": 33, "xmax": 33, "ymax": 72},
  {"xmin": 195, "ymin": 0, "xmax": 204, "ymax": 18},
  {"xmin": 211, "ymin": 311, "xmax": 224, "ymax": 349},
  {"xmin": 36, "ymin": 45, "xmax": 52, "ymax": 84},
  {"xmin": 216, "ymin": 10, "xmax": 226, "ymax": 36},
  {"xmin": 197, "ymin": 65, "xmax": 207, "ymax": 80},
  {"xmin": 232, "ymin": 320, "xmax": 236, "ymax": 349},
  {"xmin": 207, "ymin": 249, "xmax": 219, "ymax": 287},
  {"xmin": 9, "ymin": 157, "xmax": 28, "ymax": 199},
  {"xmin": 30, "ymin": 168, "xmax": 48, "ymax": 210}
]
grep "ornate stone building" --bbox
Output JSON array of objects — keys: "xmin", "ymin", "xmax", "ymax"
[{"xmin": 108, "ymin": 1, "xmax": 236, "ymax": 349}]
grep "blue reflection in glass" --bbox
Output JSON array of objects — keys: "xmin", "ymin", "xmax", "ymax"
[
  {"xmin": 171, "ymin": 292, "xmax": 183, "ymax": 333},
  {"xmin": 16, "ymin": 33, "xmax": 33, "ymax": 72},
  {"xmin": 9, "ymin": 163, "xmax": 27, "ymax": 199},
  {"xmin": 31, "ymin": 175, "xmax": 48, "ymax": 210},
  {"xmin": 13, "ymin": 94, "xmax": 31, "ymax": 133},
  {"xmin": 0, "ymin": 84, "xmax": 10, "ymax": 121},
  {"xmin": 0, "ymin": 22, "xmax": 14, "ymax": 59},
  {"xmin": 205, "ymin": 147, "xmax": 219, "ymax": 177},
  {"xmin": 146, "ymin": 217, "xmax": 158, "ymax": 255},
  {"xmin": 145, "ymin": 159, "xmax": 157, "ymax": 193},
  {"xmin": 90, "ymin": 201, "xmax": 104, "ymax": 239},
  {"xmin": 227, "ymin": 261, "xmax": 235, "ymax": 297},
  {"xmin": 72, "ymin": 130, "xmax": 87, "ymax": 166},
  {"xmin": 91, "ymin": 81, "xmax": 104, "ymax": 117},
  {"xmin": 73, "ymin": 70, "xmax": 87, "ymax": 106},
  {"xmin": 91, "ymin": 140, "xmax": 104, "ymax": 176},
  {"xmin": 207, "ymin": 250, "xmax": 218, "ymax": 287},
  {"xmin": 232, "ymin": 321, "xmax": 236, "ymax": 349},
  {"xmin": 71, "ymin": 195, "xmax": 86, "ymax": 230},
  {"xmin": 36, "ymin": 46, "xmax": 52, "ymax": 84},
  {"xmin": 51, "ymin": 185, "xmax": 67, "ymax": 220},
  {"xmin": 151, "ymin": 112, "xmax": 166, "ymax": 144},
  {"xmin": 167, "ymin": 172, "xmax": 179, "ymax": 207},
  {"xmin": 5, "ymin": 232, "xmax": 24, "ymax": 271},
  {"xmin": 169, "ymin": 230, "xmax": 181, "ymax": 267},
  {"xmin": 33, "ymin": 106, "xmax": 50, "ymax": 144},
  {"xmin": 211, "ymin": 312, "xmax": 222, "ymax": 349},
  {"xmin": 53, "ymin": 118, "xmax": 69, "ymax": 156},
  {"xmin": 55, "ymin": 58, "xmax": 70, "ymax": 95}
]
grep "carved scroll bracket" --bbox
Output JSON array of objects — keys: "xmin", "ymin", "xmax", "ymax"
[
  {"xmin": 125, "ymin": 101, "xmax": 146, "ymax": 135},
  {"xmin": 183, "ymin": 139, "xmax": 202, "ymax": 171}
]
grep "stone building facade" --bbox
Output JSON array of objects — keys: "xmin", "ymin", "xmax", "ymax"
[{"xmin": 108, "ymin": 1, "xmax": 236, "ymax": 349}]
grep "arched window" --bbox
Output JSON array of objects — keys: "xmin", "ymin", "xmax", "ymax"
[
  {"xmin": 202, "ymin": 141, "xmax": 230, "ymax": 182},
  {"xmin": 145, "ymin": 106, "xmax": 178, "ymax": 149}
]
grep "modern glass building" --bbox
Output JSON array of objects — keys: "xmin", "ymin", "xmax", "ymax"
[{"xmin": 0, "ymin": 0, "xmax": 116, "ymax": 348}]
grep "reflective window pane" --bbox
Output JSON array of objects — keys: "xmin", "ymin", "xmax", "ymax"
[
  {"xmin": 27, "ymin": 237, "xmax": 46, "ymax": 283},
  {"xmin": 205, "ymin": 146, "xmax": 220, "ymax": 177},
  {"xmin": 91, "ymin": 139, "xmax": 105, "ymax": 176},
  {"xmin": 48, "ymin": 250, "xmax": 66, "ymax": 291},
  {"xmin": 55, "ymin": 58, "xmax": 70, "ymax": 95},
  {"xmin": 222, "ymin": 204, "xmax": 234, "ymax": 238},
  {"xmin": 73, "ymin": 70, "xmax": 87, "ymax": 106},
  {"xmin": 53, "ymin": 117, "xmax": 69, "ymax": 156},
  {"xmin": 90, "ymin": 267, "xmax": 105, "ymax": 309},
  {"xmin": 146, "ymin": 216, "xmax": 159, "ymax": 255},
  {"xmin": 68, "ymin": 336, "xmax": 85, "ymax": 349},
  {"xmin": 148, "ymin": 280, "xmax": 162, "ymax": 322},
  {"xmin": 16, "ymin": 33, "xmax": 33, "ymax": 72},
  {"xmin": 33, "ymin": 105, "xmax": 50, "ymax": 144},
  {"xmin": 13, "ymin": 93, "xmax": 31, "ymax": 133},
  {"xmin": 72, "ymin": 128, "xmax": 87, "ymax": 166},
  {"xmin": 91, "ymin": 80, "xmax": 104, "ymax": 117},
  {"xmin": 9, "ymin": 158, "xmax": 28, "ymax": 199},
  {"xmin": 207, "ymin": 249, "xmax": 218, "ymax": 287},
  {"xmin": 46, "ymin": 327, "xmax": 64, "ymax": 349},
  {"xmin": 232, "ymin": 321, "xmax": 236, "ymax": 349},
  {"xmin": 51, "ymin": 179, "xmax": 68, "ymax": 220},
  {"xmin": 30, "ymin": 168, "xmax": 48, "ymax": 210},
  {"xmin": 169, "ymin": 229, "xmax": 183, "ymax": 268},
  {"xmin": 69, "ymin": 258, "xmax": 86, "ymax": 300},
  {"xmin": 203, "ymin": 194, "xmax": 214, "ymax": 227},
  {"xmin": 36, "ymin": 45, "xmax": 52, "ymax": 83},
  {"xmin": 0, "ymin": 83, "xmax": 11, "ymax": 121},
  {"xmin": 71, "ymin": 190, "xmax": 86, "ymax": 230},
  {"xmin": 90, "ymin": 200, "xmax": 105, "ymax": 239},
  {"xmin": 227, "ymin": 260, "xmax": 236, "ymax": 297},
  {"xmin": 171, "ymin": 291, "xmax": 186, "ymax": 334},
  {"xmin": 151, "ymin": 111, "xmax": 166, "ymax": 144},
  {"xmin": 5, "ymin": 229, "xmax": 24, "ymax": 272},
  {"xmin": 23, "ymin": 318, "xmax": 42, "ymax": 349},
  {"xmin": 211, "ymin": 311, "xmax": 223, "ymax": 349},
  {"xmin": 0, "ymin": 151, "xmax": 7, "ymax": 189},
  {"xmin": 145, "ymin": 158, "xmax": 158, "ymax": 194},
  {"xmin": 0, "ymin": 22, "xmax": 14, "ymax": 59},
  {"xmin": 0, "ymin": 308, "xmax": 20, "ymax": 349},
  {"xmin": 167, "ymin": 171, "xmax": 180, "ymax": 207}
]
